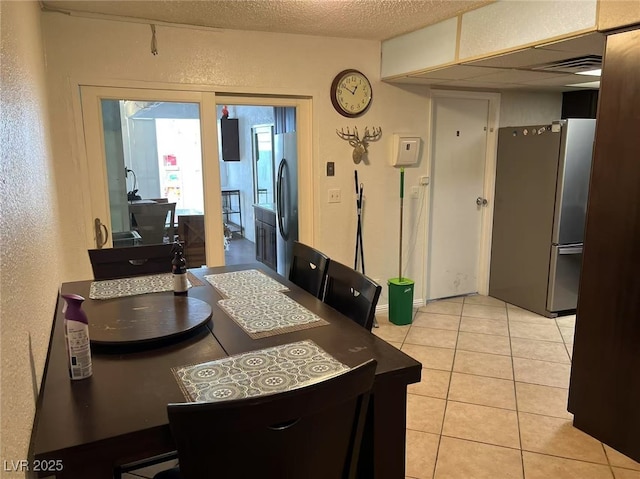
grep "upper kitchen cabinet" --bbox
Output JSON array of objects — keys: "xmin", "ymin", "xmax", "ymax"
[
  {"xmin": 380, "ymin": 0, "xmax": 613, "ymax": 91},
  {"xmin": 220, "ymin": 116, "xmax": 240, "ymax": 162}
]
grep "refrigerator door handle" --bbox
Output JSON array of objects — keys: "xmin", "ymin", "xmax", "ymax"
[
  {"xmin": 558, "ymin": 246, "xmax": 583, "ymax": 255},
  {"xmin": 276, "ymin": 158, "xmax": 289, "ymax": 240}
]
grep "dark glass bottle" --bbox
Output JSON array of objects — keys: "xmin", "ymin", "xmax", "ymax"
[{"xmin": 171, "ymin": 242, "xmax": 188, "ymax": 296}]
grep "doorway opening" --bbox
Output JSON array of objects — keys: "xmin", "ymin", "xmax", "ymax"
[{"xmin": 216, "ymin": 103, "xmax": 298, "ymax": 275}]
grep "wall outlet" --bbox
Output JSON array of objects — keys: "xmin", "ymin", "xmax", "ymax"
[
  {"xmin": 328, "ymin": 188, "xmax": 341, "ymax": 203},
  {"xmin": 410, "ymin": 186, "xmax": 419, "ymax": 199}
]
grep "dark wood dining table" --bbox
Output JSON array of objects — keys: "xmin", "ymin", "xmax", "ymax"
[{"xmin": 30, "ymin": 263, "xmax": 421, "ymax": 479}]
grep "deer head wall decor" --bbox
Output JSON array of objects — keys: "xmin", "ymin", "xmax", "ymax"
[{"xmin": 336, "ymin": 126, "xmax": 382, "ymax": 164}]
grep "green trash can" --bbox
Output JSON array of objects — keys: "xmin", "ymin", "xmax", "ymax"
[{"xmin": 388, "ymin": 278, "xmax": 415, "ymax": 325}]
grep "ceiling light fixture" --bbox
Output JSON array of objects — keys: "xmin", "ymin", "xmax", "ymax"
[
  {"xmin": 575, "ymin": 68, "xmax": 602, "ymax": 76},
  {"xmin": 566, "ymin": 80, "xmax": 601, "ymax": 88}
]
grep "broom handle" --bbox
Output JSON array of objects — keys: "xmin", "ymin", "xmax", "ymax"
[{"xmin": 399, "ymin": 168, "xmax": 404, "ymax": 281}]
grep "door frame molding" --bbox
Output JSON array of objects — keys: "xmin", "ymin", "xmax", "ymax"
[
  {"xmin": 425, "ymin": 89, "xmax": 501, "ymax": 299},
  {"xmin": 79, "ymin": 86, "xmax": 227, "ymax": 261}
]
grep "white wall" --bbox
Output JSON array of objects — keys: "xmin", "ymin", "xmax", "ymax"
[
  {"xmin": 0, "ymin": 1, "xmax": 63, "ymax": 472},
  {"xmin": 41, "ymin": 13, "xmax": 432, "ymax": 306},
  {"xmin": 499, "ymin": 91, "xmax": 563, "ymax": 127}
]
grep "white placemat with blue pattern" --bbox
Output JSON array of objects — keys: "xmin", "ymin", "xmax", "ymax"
[
  {"xmin": 217, "ymin": 291, "xmax": 329, "ymax": 339},
  {"xmin": 204, "ymin": 269, "xmax": 288, "ymax": 298},
  {"xmin": 172, "ymin": 340, "xmax": 349, "ymax": 402},
  {"xmin": 89, "ymin": 273, "xmax": 194, "ymax": 300}
]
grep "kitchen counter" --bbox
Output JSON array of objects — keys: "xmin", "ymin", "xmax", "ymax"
[{"xmin": 253, "ymin": 203, "xmax": 276, "ymax": 213}]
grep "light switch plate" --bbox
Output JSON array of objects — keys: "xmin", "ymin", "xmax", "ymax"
[{"xmin": 326, "ymin": 162, "xmax": 335, "ymax": 176}]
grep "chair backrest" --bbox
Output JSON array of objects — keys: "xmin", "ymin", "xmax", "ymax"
[
  {"xmin": 167, "ymin": 359, "xmax": 377, "ymax": 479},
  {"xmin": 289, "ymin": 241, "xmax": 330, "ymax": 299},
  {"xmin": 129, "ymin": 202, "xmax": 176, "ymax": 245},
  {"xmin": 88, "ymin": 244, "xmax": 174, "ymax": 280},
  {"xmin": 323, "ymin": 260, "xmax": 382, "ymax": 331},
  {"xmin": 177, "ymin": 215, "xmax": 206, "ymax": 268}
]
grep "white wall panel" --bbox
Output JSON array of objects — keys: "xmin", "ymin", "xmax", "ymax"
[
  {"xmin": 381, "ymin": 17, "xmax": 457, "ymax": 78},
  {"xmin": 460, "ymin": 0, "xmax": 597, "ymax": 60},
  {"xmin": 499, "ymin": 91, "xmax": 562, "ymax": 127},
  {"xmin": 0, "ymin": 0, "xmax": 62, "ymax": 467}
]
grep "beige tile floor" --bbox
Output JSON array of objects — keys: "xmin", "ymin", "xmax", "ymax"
[{"xmin": 373, "ymin": 294, "xmax": 640, "ymax": 479}]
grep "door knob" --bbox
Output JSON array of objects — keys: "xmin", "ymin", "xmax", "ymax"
[{"xmin": 476, "ymin": 197, "xmax": 488, "ymax": 206}]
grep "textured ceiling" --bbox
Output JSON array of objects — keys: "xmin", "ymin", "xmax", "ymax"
[
  {"xmin": 41, "ymin": 0, "xmax": 603, "ymax": 91},
  {"xmin": 41, "ymin": 0, "xmax": 494, "ymax": 41}
]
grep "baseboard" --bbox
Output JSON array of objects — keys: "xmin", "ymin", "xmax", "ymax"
[{"xmin": 376, "ymin": 298, "xmax": 424, "ymax": 315}]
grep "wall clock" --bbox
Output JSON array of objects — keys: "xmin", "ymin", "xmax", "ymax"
[{"xmin": 330, "ymin": 69, "xmax": 373, "ymax": 118}]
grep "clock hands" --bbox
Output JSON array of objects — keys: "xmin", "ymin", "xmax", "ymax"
[{"xmin": 345, "ymin": 85, "xmax": 358, "ymax": 95}]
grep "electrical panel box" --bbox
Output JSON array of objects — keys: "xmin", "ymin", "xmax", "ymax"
[{"xmin": 391, "ymin": 134, "xmax": 421, "ymax": 166}]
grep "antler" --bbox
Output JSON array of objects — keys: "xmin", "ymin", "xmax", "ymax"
[
  {"xmin": 362, "ymin": 126, "xmax": 382, "ymax": 142},
  {"xmin": 336, "ymin": 126, "xmax": 382, "ymax": 164},
  {"xmin": 336, "ymin": 127, "xmax": 360, "ymax": 145}
]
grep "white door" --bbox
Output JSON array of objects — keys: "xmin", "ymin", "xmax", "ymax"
[{"xmin": 428, "ymin": 97, "xmax": 489, "ymax": 299}]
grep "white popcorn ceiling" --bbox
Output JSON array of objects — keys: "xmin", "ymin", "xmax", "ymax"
[{"xmin": 42, "ymin": 0, "xmax": 494, "ymax": 41}]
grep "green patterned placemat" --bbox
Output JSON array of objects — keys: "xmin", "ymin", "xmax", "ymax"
[
  {"xmin": 172, "ymin": 340, "xmax": 349, "ymax": 402},
  {"xmin": 218, "ymin": 291, "xmax": 328, "ymax": 339},
  {"xmin": 204, "ymin": 269, "xmax": 288, "ymax": 298},
  {"xmin": 90, "ymin": 273, "xmax": 200, "ymax": 300}
]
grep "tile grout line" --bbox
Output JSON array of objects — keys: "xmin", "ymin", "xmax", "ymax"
[
  {"xmin": 600, "ymin": 435, "xmax": 616, "ymax": 478},
  {"xmin": 552, "ymin": 314, "xmax": 574, "ymax": 362},
  {"xmin": 404, "ymin": 429, "xmax": 619, "ymax": 469},
  {"xmin": 504, "ymin": 301, "xmax": 527, "ymax": 479},
  {"xmin": 429, "ymin": 296, "xmax": 465, "ymax": 479}
]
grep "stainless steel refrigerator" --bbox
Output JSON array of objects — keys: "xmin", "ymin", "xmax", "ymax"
[
  {"xmin": 489, "ymin": 119, "xmax": 596, "ymax": 317},
  {"xmin": 274, "ymin": 132, "xmax": 299, "ymax": 276}
]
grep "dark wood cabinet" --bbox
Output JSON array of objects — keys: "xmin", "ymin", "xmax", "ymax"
[
  {"xmin": 561, "ymin": 90, "xmax": 599, "ymax": 119},
  {"xmin": 254, "ymin": 206, "xmax": 277, "ymax": 271},
  {"xmin": 568, "ymin": 27, "xmax": 640, "ymax": 463},
  {"xmin": 220, "ymin": 117, "xmax": 240, "ymax": 162}
]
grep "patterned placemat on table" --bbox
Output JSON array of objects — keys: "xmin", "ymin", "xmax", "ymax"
[
  {"xmin": 204, "ymin": 269, "xmax": 289, "ymax": 299},
  {"xmin": 172, "ymin": 340, "xmax": 349, "ymax": 402},
  {"xmin": 90, "ymin": 273, "xmax": 198, "ymax": 300},
  {"xmin": 217, "ymin": 291, "xmax": 328, "ymax": 339}
]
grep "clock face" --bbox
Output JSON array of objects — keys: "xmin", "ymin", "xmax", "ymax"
[{"xmin": 331, "ymin": 70, "xmax": 372, "ymax": 118}]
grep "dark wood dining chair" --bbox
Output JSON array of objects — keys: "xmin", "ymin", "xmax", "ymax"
[
  {"xmin": 129, "ymin": 202, "xmax": 176, "ymax": 245},
  {"xmin": 289, "ymin": 241, "xmax": 330, "ymax": 299},
  {"xmin": 323, "ymin": 260, "xmax": 382, "ymax": 332},
  {"xmin": 152, "ymin": 359, "xmax": 377, "ymax": 479},
  {"xmin": 88, "ymin": 244, "xmax": 174, "ymax": 280}
]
